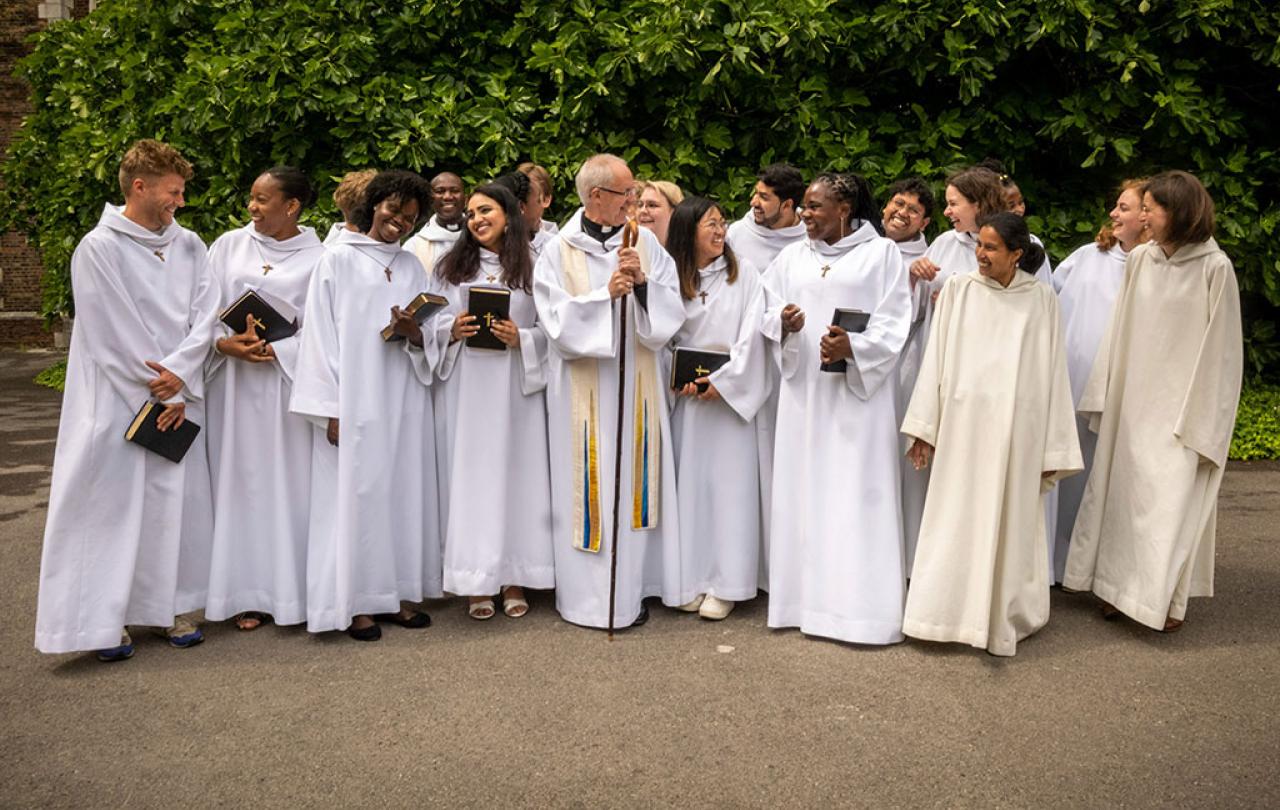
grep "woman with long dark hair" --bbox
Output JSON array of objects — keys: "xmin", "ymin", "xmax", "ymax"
[
  {"xmin": 205, "ymin": 166, "xmax": 325, "ymax": 632},
  {"xmin": 663, "ymin": 196, "xmax": 769, "ymax": 620},
  {"xmin": 760, "ymin": 171, "xmax": 912, "ymax": 645},
  {"xmin": 1064, "ymin": 171, "xmax": 1242, "ymax": 633},
  {"xmin": 902, "ymin": 212, "xmax": 1081, "ymax": 656},
  {"xmin": 430, "ymin": 183, "xmax": 553, "ymax": 620}
]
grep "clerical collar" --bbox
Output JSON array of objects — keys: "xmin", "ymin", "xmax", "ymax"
[
  {"xmin": 581, "ymin": 214, "xmax": 622, "ymax": 246},
  {"xmin": 438, "ymin": 218, "xmax": 463, "ymax": 232}
]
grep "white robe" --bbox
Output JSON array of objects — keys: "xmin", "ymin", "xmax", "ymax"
[
  {"xmin": 429, "ymin": 249, "xmax": 555, "ymax": 595},
  {"xmin": 726, "ymin": 210, "xmax": 807, "ymax": 590},
  {"xmin": 290, "ymin": 229, "xmax": 443, "ymax": 632},
  {"xmin": 204, "ymin": 223, "xmax": 325, "ymax": 624},
  {"xmin": 532, "ymin": 210, "xmax": 684, "ymax": 628},
  {"xmin": 667, "ymin": 256, "xmax": 769, "ymax": 604},
  {"xmin": 901, "ymin": 271, "xmax": 1082, "ymax": 656},
  {"xmin": 35, "ymin": 204, "xmax": 219, "ymax": 653},
  {"xmin": 761, "ymin": 223, "xmax": 912, "ymax": 645},
  {"xmin": 1050, "ymin": 242, "xmax": 1127, "ymax": 582},
  {"xmin": 405, "ymin": 214, "xmax": 464, "ymax": 276},
  {"xmin": 323, "ymin": 222, "xmax": 350, "ymax": 247},
  {"xmin": 1063, "ymin": 239, "xmax": 1242, "ymax": 629},
  {"xmin": 900, "ymin": 229, "xmax": 1057, "ymax": 576}
]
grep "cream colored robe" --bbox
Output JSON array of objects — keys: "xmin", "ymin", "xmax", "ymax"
[
  {"xmin": 901, "ymin": 271, "xmax": 1082, "ymax": 656},
  {"xmin": 1063, "ymin": 239, "xmax": 1242, "ymax": 629}
]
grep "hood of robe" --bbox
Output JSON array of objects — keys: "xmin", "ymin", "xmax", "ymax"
[
  {"xmin": 734, "ymin": 210, "xmax": 807, "ymax": 248},
  {"xmin": 539, "ymin": 218, "xmax": 560, "ymax": 235},
  {"xmin": 894, "ymin": 232, "xmax": 929, "ymax": 262},
  {"xmin": 1155, "ymin": 237, "xmax": 1223, "ymax": 266},
  {"xmin": 476, "ymin": 247, "xmax": 502, "ymax": 275},
  {"xmin": 972, "ymin": 267, "xmax": 1041, "ymax": 292},
  {"xmin": 698, "ymin": 255, "xmax": 729, "ymax": 279},
  {"xmin": 331, "ymin": 225, "xmax": 406, "ymax": 261},
  {"xmin": 98, "ymin": 203, "xmax": 184, "ymax": 251},
  {"xmin": 411, "ymin": 214, "xmax": 465, "ymax": 244},
  {"xmin": 807, "ymin": 219, "xmax": 881, "ymax": 260},
  {"xmin": 242, "ymin": 221, "xmax": 323, "ymax": 254}
]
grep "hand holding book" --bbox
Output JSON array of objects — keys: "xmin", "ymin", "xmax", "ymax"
[
  {"xmin": 387, "ymin": 306, "xmax": 425, "ymax": 347},
  {"xmin": 216, "ymin": 314, "xmax": 274, "ymax": 363}
]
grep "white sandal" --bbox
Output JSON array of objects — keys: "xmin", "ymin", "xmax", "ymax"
[
  {"xmin": 468, "ymin": 598, "xmax": 496, "ymax": 620},
  {"xmin": 502, "ymin": 588, "xmax": 529, "ymax": 618}
]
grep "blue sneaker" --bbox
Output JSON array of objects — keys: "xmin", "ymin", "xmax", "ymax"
[
  {"xmin": 96, "ymin": 632, "xmax": 135, "ymax": 662},
  {"xmin": 167, "ymin": 627, "xmax": 204, "ymax": 648}
]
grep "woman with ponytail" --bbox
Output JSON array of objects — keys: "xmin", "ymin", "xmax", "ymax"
[
  {"xmin": 760, "ymin": 171, "xmax": 912, "ymax": 646},
  {"xmin": 901, "ymin": 212, "xmax": 1082, "ymax": 656}
]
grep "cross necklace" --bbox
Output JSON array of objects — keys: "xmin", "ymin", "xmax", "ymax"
[
  {"xmin": 251, "ymin": 238, "xmax": 280, "ymax": 275},
  {"xmin": 808, "ymin": 242, "xmax": 836, "ymax": 278},
  {"xmin": 350, "ymin": 246, "xmax": 395, "ymax": 282}
]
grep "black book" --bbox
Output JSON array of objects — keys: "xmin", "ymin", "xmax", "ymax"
[
  {"xmin": 820, "ymin": 308, "xmax": 870, "ymax": 373},
  {"xmin": 219, "ymin": 289, "xmax": 297, "ymax": 343},
  {"xmin": 670, "ymin": 347, "xmax": 731, "ymax": 392},
  {"xmin": 466, "ymin": 286, "xmax": 512, "ymax": 351},
  {"xmin": 124, "ymin": 401, "xmax": 201, "ymax": 463},
  {"xmin": 382, "ymin": 292, "xmax": 449, "ymax": 342}
]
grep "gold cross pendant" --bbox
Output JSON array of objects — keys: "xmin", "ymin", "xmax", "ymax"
[
  {"xmin": 384, "ymin": 267, "xmax": 392, "ymax": 282},
  {"xmin": 153, "ymin": 250, "xmax": 165, "ymax": 262},
  {"xmin": 486, "ymin": 274, "xmax": 498, "ymax": 283},
  {"xmin": 820, "ymin": 265, "xmax": 831, "ymax": 278},
  {"xmin": 262, "ymin": 264, "xmax": 273, "ymax": 275}
]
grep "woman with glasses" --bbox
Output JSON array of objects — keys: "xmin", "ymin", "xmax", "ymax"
[
  {"xmin": 636, "ymin": 180, "xmax": 684, "ymax": 247},
  {"xmin": 664, "ymin": 197, "xmax": 769, "ymax": 620}
]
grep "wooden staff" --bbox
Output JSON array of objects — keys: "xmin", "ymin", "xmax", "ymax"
[{"xmin": 607, "ymin": 217, "xmax": 640, "ymax": 640}]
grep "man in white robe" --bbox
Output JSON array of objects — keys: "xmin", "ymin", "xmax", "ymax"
[
  {"xmin": 532, "ymin": 154, "xmax": 685, "ymax": 629},
  {"xmin": 405, "ymin": 171, "xmax": 465, "ymax": 271},
  {"xmin": 1064, "ymin": 237, "xmax": 1242, "ymax": 630},
  {"xmin": 725, "ymin": 163, "xmax": 807, "ymax": 590},
  {"xmin": 35, "ymin": 140, "xmax": 219, "ymax": 658}
]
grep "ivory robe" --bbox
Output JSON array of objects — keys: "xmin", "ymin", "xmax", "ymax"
[
  {"xmin": 204, "ymin": 223, "xmax": 325, "ymax": 624},
  {"xmin": 901, "ymin": 271, "xmax": 1081, "ymax": 656},
  {"xmin": 1063, "ymin": 240, "xmax": 1242, "ymax": 629},
  {"xmin": 35, "ymin": 204, "xmax": 219, "ymax": 653},
  {"xmin": 323, "ymin": 222, "xmax": 349, "ymax": 247},
  {"xmin": 726, "ymin": 210, "xmax": 807, "ymax": 589},
  {"xmin": 532, "ymin": 210, "xmax": 684, "ymax": 628},
  {"xmin": 900, "ymin": 229, "xmax": 1056, "ymax": 574},
  {"xmin": 667, "ymin": 256, "xmax": 769, "ymax": 604},
  {"xmin": 1050, "ymin": 242, "xmax": 1127, "ymax": 582},
  {"xmin": 429, "ymin": 249, "xmax": 555, "ymax": 596},
  {"xmin": 405, "ymin": 215, "xmax": 463, "ymax": 277},
  {"xmin": 290, "ymin": 229, "xmax": 442, "ymax": 633},
  {"xmin": 761, "ymin": 223, "xmax": 912, "ymax": 645}
]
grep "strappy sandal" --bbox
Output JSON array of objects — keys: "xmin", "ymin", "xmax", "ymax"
[
  {"xmin": 1162, "ymin": 617, "xmax": 1184, "ymax": 633},
  {"xmin": 501, "ymin": 587, "xmax": 529, "ymax": 618},
  {"xmin": 235, "ymin": 611, "xmax": 271, "ymax": 631},
  {"xmin": 468, "ymin": 598, "xmax": 496, "ymax": 621}
]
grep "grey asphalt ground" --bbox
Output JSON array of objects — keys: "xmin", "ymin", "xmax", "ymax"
[{"xmin": 0, "ymin": 348, "xmax": 1277, "ymax": 808}]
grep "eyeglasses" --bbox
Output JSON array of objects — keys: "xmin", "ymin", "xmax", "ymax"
[
  {"xmin": 596, "ymin": 186, "xmax": 637, "ymax": 199},
  {"xmin": 700, "ymin": 219, "xmax": 728, "ymax": 231}
]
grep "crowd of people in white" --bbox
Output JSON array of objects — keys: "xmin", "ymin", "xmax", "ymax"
[{"xmin": 33, "ymin": 139, "xmax": 1243, "ymax": 661}]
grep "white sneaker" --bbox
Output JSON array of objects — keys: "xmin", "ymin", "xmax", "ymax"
[
  {"xmin": 676, "ymin": 594, "xmax": 705, "ymax": 612},
  {"xmin": 699, "ymin": 595, "xmax": 734, "ymax": 620}
]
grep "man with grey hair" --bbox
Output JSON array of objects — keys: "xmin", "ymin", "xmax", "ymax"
[{"xmin": 532, "ymin": 153, "xmax": 684, "ymax": 629}]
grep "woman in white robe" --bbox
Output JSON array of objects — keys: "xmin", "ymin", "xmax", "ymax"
[
  {"xmin": 427, "ymin": 183, "xmax": 554, "ymax": 620},
  {"xmin": 664, "ymin": 197, "xmax": 769, "ymax": 620},
  {"xmin": 204, "ymin": 167, "xmax": 326, "ymax": 630},
  {"xmin": 291, "ymin": 170, "xmax": 441, "ymax": 641},
  {"xmin": 1049, "ymin": 180, "xmax": 1149, "ymax": 582},
  {"xmin": 1064, "ymin": 171, "xmax": 1243, "ymax": 632},
  {"xmin": 761, "ymin": 172, "xmax": 912, "ymax": 645},
  {"xmin": 324, "ymin": 169, "xmax": 377, "ymax": 246},
  {"xmin": 902, "ymin": 166, "xmax": 1054, "ymax": 574},
  {"xmin": 902, "ymin": 212, "xmax": 1082, "ymax": 657},
  {"xmin": 36, "ymin": 142, "xmax": 219, "ymax": 657}
]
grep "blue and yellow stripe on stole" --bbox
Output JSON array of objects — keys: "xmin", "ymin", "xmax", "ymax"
[
  {"xmin": 576, "ymin": 392, "xmax": 602, "ymax": 552},
  {"xmin": 631, "ymin": 360, "xmax": 661, "ymax": 530}
]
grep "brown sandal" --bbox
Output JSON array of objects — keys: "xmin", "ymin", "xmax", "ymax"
[
  {"xmin": 235, "ymin": 611, "xmax": 270, "ymax": 631},
  {"xmin": 1162, "ymin": 617, "xmax": 1184, "ymax": 633},
  {"xmin": 1099, "ymin": 602, "xmax": 1121, "ymax": 620}
]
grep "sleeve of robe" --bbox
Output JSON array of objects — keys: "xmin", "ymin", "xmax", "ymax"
[
  {"xmin": 707, "ymin": 267, "xmax": 769, "ymax": 422},
  {"xmin": 399, "ymin": 254, "xmax": 442, "ymax": 387},
  {"xmin": 632, "ymin": 230, "xmax": 685, "ymax": 351},
  {"xmin": 289, "ymin": 257, "xmax": 341, "ymax": 428},
  {"xmin": 1040, "ymin": 289, "xmax": 1085, "ymax": 489},
  {"xmin": 426, "ymin": 276, "xmax": 464, "ymax": 383},
  {"xmin": 758, "ymin": 247, "xmax": 798, "ymax": 380},
  {"xmin": 900, "ymin": 274, "xmax": 957, "ymax": 448},
  {"xmin": 1173, "ymin": 255, "xmax": 1243, "ymax": 468},
  {"xmin": 516, "ymin": 319, "xmax": 550, "ymax": 395},
  {"xmin": 154, "ymin": 236, "xmax": 218, "ymax": 403},
  {"xmin": 533, "ymin": 239, "xmax": 618, "ymax": 360},
  {"xmin": 843, "ymin": 241, "xmax": 912, "ymax": 400}
]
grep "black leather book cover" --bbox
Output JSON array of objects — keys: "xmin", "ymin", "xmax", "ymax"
[
  {"xmin": 219, "ymin": 290, "xmax": 297, "ymax": 343},
  {"xmin": 382, "ymin": 292, "xmax": 448, "ymax": 342},
  {"xmin": 670, "ymin": 347, "xmax": 731, "ymax": 392},
  {"xmin": 820, "ymin": 308, "xmax": 870, "ymax": 373},
  {"xmin": 124, "ymin": 401, "xmax": 201, "ymax": 463},
  {"xmin": 466, "ymin": 286, "xmax": 512, "ymax": 351}
]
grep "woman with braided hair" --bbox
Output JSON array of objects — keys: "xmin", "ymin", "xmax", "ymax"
[{"xmin": 760, "ymin": 171, "xmax": 912, "ymax": 645}]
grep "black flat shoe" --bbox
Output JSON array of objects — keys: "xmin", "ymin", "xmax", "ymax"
[
  {"xmin": 347, "ymin": 623, "xmax": 382, "ymax": 641},
  {"xmin": 630, "ymin": 605, "xmax": 649, "ymax": 628},
  {"xmin": 373, "ymin": 611, "xmax": 432, "ymax": 629}
]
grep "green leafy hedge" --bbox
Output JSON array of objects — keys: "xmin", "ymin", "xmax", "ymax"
[{"xmin": 4, "ymin": 0, "xmax": 1279, "ymax": 377}]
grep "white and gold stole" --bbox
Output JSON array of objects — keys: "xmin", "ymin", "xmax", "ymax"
[{"xmin": 559, "ymin": 238, "xmax": 662, "ymax": 554}]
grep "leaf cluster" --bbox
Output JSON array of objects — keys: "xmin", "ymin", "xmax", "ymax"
[{"xmin": 3, "ymin": 0, "xmax": 1279, "ymax": 376}]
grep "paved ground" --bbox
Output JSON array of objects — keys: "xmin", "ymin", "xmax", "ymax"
[{"xmin": 0, "ymin": 349, "xmax": 1277, "ymax": 808}]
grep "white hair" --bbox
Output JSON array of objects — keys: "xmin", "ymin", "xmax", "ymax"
[{"xmin": 575, "ymin": 153, "xmax": 628, "ymax": 202}]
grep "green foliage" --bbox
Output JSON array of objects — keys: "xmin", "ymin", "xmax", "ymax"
[
  {"xmin": 1230, "ymin": 384, "xmax": 1280, "ymax": 461},
  {"xmin": 33, "ymin": 358, "xmax": 66, "ymax": 392},
  {"xmin": 3, "ymin": 0, "xmax": 1279, "ymax": 375}
]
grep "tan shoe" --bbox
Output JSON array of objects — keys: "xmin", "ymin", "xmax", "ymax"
[
  {"xmin": 699, "ymin": 595, "xmax": 734, "ymax": 620},
  {"xmin": 676, "ymin": 594, "xmax": 705, "ymax": 612}
]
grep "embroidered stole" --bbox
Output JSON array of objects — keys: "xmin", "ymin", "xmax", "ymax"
[
  {"xmin": 407, "ymin": 237, "xmax": 436, "ymax": 273},
  {"xmin": 559, "ymin": 238, "xmax": 662, "ymax": 554}
]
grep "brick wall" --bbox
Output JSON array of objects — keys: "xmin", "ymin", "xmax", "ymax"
[{"xmin": 0, "ymin": 0, "xmax": 85, "ymax": 346}]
